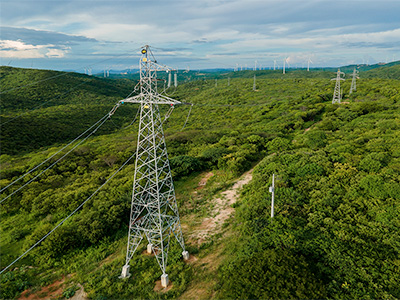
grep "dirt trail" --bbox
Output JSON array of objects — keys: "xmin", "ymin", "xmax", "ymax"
[
  {"xmin": 70, "ymin": 284, "xmax": 88, "ymax": 300},
  {"xmin": 180, "ymin": 169, "xmax": 253, "ymax": 300},
  {"xmin": 189, "ymin": 169, "xmax": 253, "ymax": 245}
]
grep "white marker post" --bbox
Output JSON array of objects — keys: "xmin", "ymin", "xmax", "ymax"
[{"xmin": 269, "ymin": 174, "xmax": 275, "ymax": 218}]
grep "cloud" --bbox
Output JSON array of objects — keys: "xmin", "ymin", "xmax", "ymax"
[
  {"xmin": 1, "ymin": 0, "xmax": 399, "ymax": 69},
  {"xmin": 0, "ymin": 26, "xmax": 96, "ymax": 46},
  {"xmin": 0, "ymin": 39, "xmax": 70, "ymax": 58},
  {"xmin": 192, "ymin": 38, "xmax": 210, "ymax": 44}
]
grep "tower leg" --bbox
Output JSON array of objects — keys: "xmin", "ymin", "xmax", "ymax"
[
  {"xmin": 182, "ymin": 250, "xmax": 189, "ymax": 260},
  {"xmin": 120, "ymin": 265, "xmax": 131, "ymax": 279},
  {"xmin": 147, "ymin": 243, "xmax": 153, "ymax": 254},
  {"xmin": 161, "ymin": 273, "xmax": 169, "ymax": 287}
]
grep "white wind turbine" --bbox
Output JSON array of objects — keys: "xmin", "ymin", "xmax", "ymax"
[
  {"xmin": 274, "ymin": 59, "xmax": 279, "ymax": 70},
  {"xmin": 307, "ymin": 57, "xmax": 313, "ymax": 71},
  {"xmin": 283, "ymin": 56, "xmax": 289, "ymax": 74}
]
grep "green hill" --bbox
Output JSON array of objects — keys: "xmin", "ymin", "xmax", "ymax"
[
  {"xmin": 0, "ymin": 67, "xmax": 399, "ymax": 299},
  {"xmin": 0, "ymin": 67, "xmax": 138, "ymax": 155},
  {"xmin": 0, "ymin": 66, "xmax": 137, "ymax": 111},
  {"xmin": 363, "ymin": 64, "xmax": 400, "ymax": 79}
]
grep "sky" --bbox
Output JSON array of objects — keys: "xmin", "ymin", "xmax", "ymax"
[{"xmin": 1, "ymin": 0, "xmax": 399, "ymax": 72}]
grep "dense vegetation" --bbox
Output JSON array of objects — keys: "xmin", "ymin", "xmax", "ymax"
[
  {"xmin": 0, "ymin": 65, "xmax": 399, "ymax": 299},
  {"xmin": 0, "ymin": 66, "xmax": 138, "ymax": 155}
]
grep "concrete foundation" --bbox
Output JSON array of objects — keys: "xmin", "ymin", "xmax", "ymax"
[
  {"xmin": 182, "ymin": 250, "xmax": 190, "ymax": 260},
  {"xmin": 161, "ymin": 273, "xmax": 169, "ymax": 288},
  {"xmin": 119, "ymin": 265, "xmax": 131, "ymax": 279},
  {"xmin": 147, "ymin": 243, "xmax": 153, "ymax": 254}
]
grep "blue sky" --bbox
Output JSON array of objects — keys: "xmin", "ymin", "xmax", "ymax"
[{"xmin": 1, "ymin": 0, "xmax": 399, "ymax": 71}]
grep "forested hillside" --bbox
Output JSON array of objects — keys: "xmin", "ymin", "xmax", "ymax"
[
  {"xmin": 0, "ymin": 66, "xmax": 399, "ymax": 299},
  {"xmin": 0, "ymin": 67, "xmax": 138, "ymax": 155}
]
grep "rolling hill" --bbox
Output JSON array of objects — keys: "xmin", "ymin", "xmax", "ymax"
[{"xmin": 0, "ymin": 65, "xmax": 399, "ymax": 299}]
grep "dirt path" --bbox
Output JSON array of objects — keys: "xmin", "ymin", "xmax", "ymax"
[
  {"xmin": 189, "ymin": 169, "xmax": 253, "ymax": 245},
  {"xmin": 180, "ymin": 169, "xmax": 253, "ymax": 300}
]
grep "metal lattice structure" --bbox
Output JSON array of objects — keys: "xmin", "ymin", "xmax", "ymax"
[
  {"xmin": 120, "ymin": 45, "xmax": 189, "ymax": 287},
  {"xmin": 349, "ymin": 68, "xmax": 359, "ymax": 94},
  {"xmin": 331, "ymin": 69, "xmax": 345, "ymax": 104}
]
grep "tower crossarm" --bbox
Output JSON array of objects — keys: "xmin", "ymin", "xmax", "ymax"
[
  {"xmin": 147, "ymin": 61, "xmax": 177, "ymax": 73},
  {"xmin": 123, "ymin": 93, "xmax": 182, "ymax": 105},
  {"xmin": 121, "ymin": 94, "xmax": 192, "ymax": 106}
]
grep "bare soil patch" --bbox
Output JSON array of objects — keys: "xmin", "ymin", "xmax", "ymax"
[
  {"xmin": 19, "ymin": 278, "xmax": 65, "ymax": 300},
  {"xmin": 197, "ymin": 172, "xmax": 214, "ymax": 189},
  {"xmin": 189, "ymin": 169, "xmax": 253, "ymax": 245},
  {"xmin": 154, "ymin": 280, "xmax": 174, "ymax": 293},
  {"xmin": 70, "ymin": 284, "xmax": 88, "ymax": 300}
]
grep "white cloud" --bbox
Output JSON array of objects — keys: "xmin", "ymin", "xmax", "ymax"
[
  {"xmin": 46, "ymin": 48, "xmax": 69, "ymax": 58},
  {"xmin": 0, "ymin": 39, "xmax": 69, "ymax": 59},
  {"xmin": 0, "ymin": 39, "xmax": 45, "ymax": 58}
]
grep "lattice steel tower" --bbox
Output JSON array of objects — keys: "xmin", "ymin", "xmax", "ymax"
[
  {"xmin": 120, "ymin": 45, "xmax": 189, "ymax": 288},
  {"xmin": 349, "ymin": 67, "xmax": 359, "ymax": 94},
  {"xmin": 331, "ymin": 69, "xmax": 345, "ymax": 104}
]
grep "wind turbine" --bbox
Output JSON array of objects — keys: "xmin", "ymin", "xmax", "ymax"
[
  {"xmin": 307, "ymin": 57, "xmax": 313, "ymax": 72},
  {"xmin": 273, "ymin": 60, "xmax": 278, "ymax": 70},
  {"xmin": 283, "ymin": 57, "xmax": 289, "ymax": 74}
]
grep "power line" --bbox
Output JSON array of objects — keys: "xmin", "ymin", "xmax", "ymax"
[
  {"xmin": 181, "ymin": 104, "xmax": 193, "ymax": 130},
  {"xmin": 0, "ymin": 114, "xmax": 110, "ymax": 204},
  {"xmin": 0, "ymin": 150, "xmax": 137, "ymax": 275},
  {"xmin": 0, "ymin": 81, "xmax": 142, "ymax": 199},
  {"xmin": 0, "ymin": 81, "xmax": 88, "ymax": 126},
  {"xmin": 0, "ymin": 71, "xmax": 73, "ymax": 94},
  {"xmin": 0, "ymin": 50, "xmax": 140, "ymax": 95},
  {"xmin": 0, "ymin": 111, "xmax": 111, "ymax": 195}
]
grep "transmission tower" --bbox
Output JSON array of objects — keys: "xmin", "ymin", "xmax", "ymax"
[
  {"xmin": 349, "ymin": 67, "xmax": 359, "ymax": 94},
  {"xmin": 120, "ymin": 45, "xmax": 189, "ymax": 288},
  {"xmin": 331, "ymin": 69, "xmax": 345, "ymax": 104},
  {"xmin": 253, "ymin": 74, "xmax": 256, "ymax": 91}
]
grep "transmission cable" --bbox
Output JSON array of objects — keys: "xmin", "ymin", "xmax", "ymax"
[
  {"xmin": 123, "ymin": 107, "xmax": 140, "ymax": 129},
  {"xmin": 0, "ymin": 114, "xmax": 110, "ymax": 204},
  {"xmin": 0, "ymin": 81, "xmax": 88, "ymax": 126},
  {"xmin": 0, "ymin": 49, "xmax": 141, "ymax": 95},
  {"xmin": 181, "ymin": 104, "xmax": 193, "ymax": 130},
  {"xmin": 0, "ymin": 111, "xmax": 111, "ymax": 195},
  {"xmin": 0, "ymin": 150, "xmax": 137, "ymax": 275}
]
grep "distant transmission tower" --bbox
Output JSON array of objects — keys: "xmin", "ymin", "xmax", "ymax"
[
  {"xmin": 120, "ymin": 45, "xmax": 189, "ymax": 288},
  {"xmin": 349, "ymin": 67, "xmax": 359, "ymax": 94},
  {"xmin": 253, "ymin": 74, "xmax": 256, "ymax": 91},
  {"xmin": 331, "ymin": 69, "xmax": 345, "ymax": 104}
]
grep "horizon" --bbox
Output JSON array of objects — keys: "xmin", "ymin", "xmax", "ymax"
[
  {"xmin": 1, "ymin": 0, "xmax": 399, "ymax": 72},
  {"xmin": 1, "ymin": 60, "xmax": 399, "ymax": 75}
]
